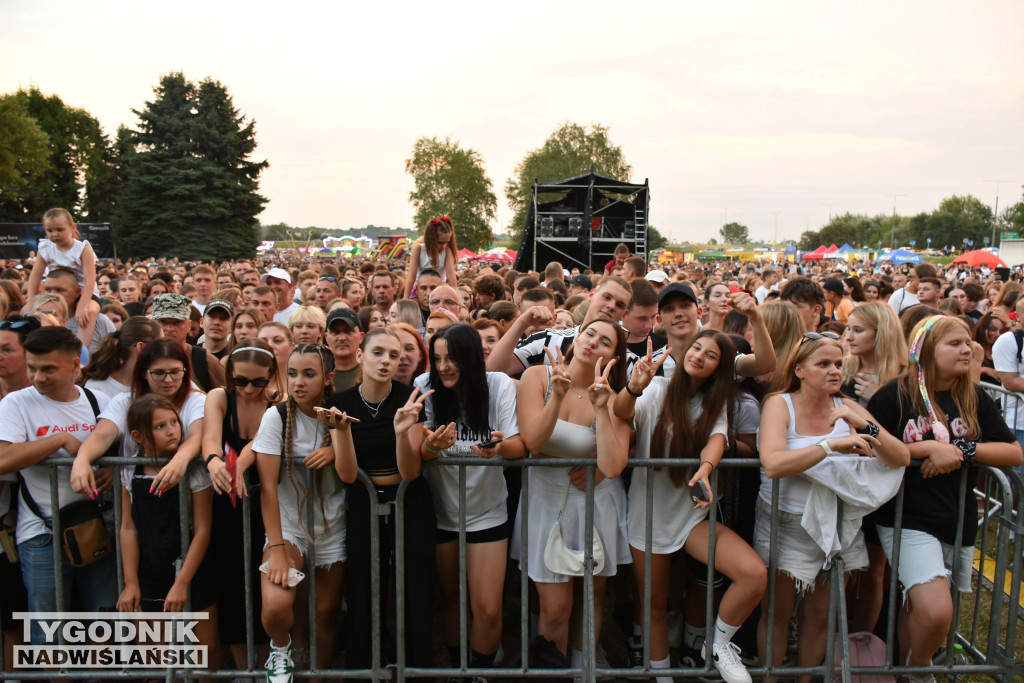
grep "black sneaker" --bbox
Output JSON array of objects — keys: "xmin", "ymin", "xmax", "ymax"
[
  {"xmin": 680, "ymin": 643, "xmax": 721, "ymax": 682},
  {"xmin": 626, "ymin": 636, "xmax": 644, "ymax": 669}
]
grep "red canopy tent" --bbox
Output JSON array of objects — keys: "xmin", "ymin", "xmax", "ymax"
[
  {"xmin": 457, "ymin": 248, "xmax": 477, "ymax": 260},
  {"xmin": 802, "ymin": 245, "xmax": 827, "ymax": 261},
  {"xmin": 951, "ymin": 249, "xmax": 1007, "ymax": 268}
]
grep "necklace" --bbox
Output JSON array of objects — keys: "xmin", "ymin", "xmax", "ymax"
[{"xmin": 358, "ymin": 382, "xmax": 392, "ymax": 419}]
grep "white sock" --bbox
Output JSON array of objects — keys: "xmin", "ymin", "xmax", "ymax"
[
  {"xmin": 652, "ymin": 655, "xmax": 671, "ymax": 683},
  {"xmin": 683, "ymin": 622, "xmax": 706, "ymax": 650},
  {"xmin": 570, "ymin": 648, "xmax": 583, "ymax": 668},
  {"xmin": 714, "ymin": 616, "xmax": 740, "ymax": 645}
]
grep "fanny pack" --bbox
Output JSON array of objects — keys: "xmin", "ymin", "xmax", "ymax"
[
  {"xmin": 543, "ymin": 480, "xmax": 604, "ymax": 576},
  {"xmin": 20, "ymin": 479, "xmax": 112, "ymax": 567}
]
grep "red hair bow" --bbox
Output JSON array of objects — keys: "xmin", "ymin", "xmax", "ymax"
[{"xmin": 431, "ymin": 216, "xmax": 450, "ymax": 226}]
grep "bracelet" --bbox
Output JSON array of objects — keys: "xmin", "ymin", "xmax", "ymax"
[
  {"xmin": 204, "ymin": 453, "xmax": 223, "ymax": 469},
  {"xmin": 267, "ymin": 543, "xmax": 285, "ymax": 550},
  {"xmin": 952, "ymin": 437, "xmax": 977, "ymax": 464},
  {"xmin": 626, "ymin": 383, "xmax": 643, "ymax": 398},
  {"xmin": 424, "ymin": 442, "xmax": 440, "ymax": 454},
  {"xmin": 699, "ymin": 459, "xmax": 715, "ymax": 472},
  {"xmin": 857, "ymin": 421, "xmax": 880, "ymax": 439}
]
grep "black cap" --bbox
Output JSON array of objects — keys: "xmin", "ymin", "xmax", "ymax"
[
  {"xmin": 204, "ymin": 300, "xmax": 234, "ymax": 317},
  {"xmin": 657, "ymin": 283, "xmax": 697, "ymax": 310},
  {"xmin": 326, "ymin": 307, "xmax": 361, "ymax": 332},
  {"xmin": 822, "ymin": 278, "xmax": 846, "ymax": 295},
  {"xmin": 569, "ymin": 274, "xmax": 592, "ymax": 290}
]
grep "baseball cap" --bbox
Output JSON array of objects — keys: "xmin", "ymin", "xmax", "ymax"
[
  {"xmin": 151, "ymin": 293, "xmax": 192, "ymax": 321},
  {"xmin": 657, "ymin": 283, "xmax": 697, "ymax": 310},
  {"xmin": 644, "ymin": 270, "xmax": 669, "ymax": 284},
  {"xmin": 326, "ymin": 308, "xmax": 361, "ymax": 332},
  {"xmin": 205, "ymin": 300, "xmax": 234, "ymax": 317},
  {"xmin": 261, "ymin": 267, "xmax": 292, "ymax": 284},
  {"xmin": 822, "ymin": 278, "xmax": 846, "ymax": 295},
  {"xmin": 569, "ymin": 274, "xmax": 592, "ymax": 290}
]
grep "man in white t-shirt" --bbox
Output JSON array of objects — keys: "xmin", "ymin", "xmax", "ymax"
[
  {"xmin": 993, "ymin": 297, "xmax": 1024, "ymax": 462},
  {"xmin": 263, "ymin": 267, "xmax": 299, "ymax": 324},
  {"xmin": 0, "ymin": 326, "xmax": 116, "ymax": 643}
]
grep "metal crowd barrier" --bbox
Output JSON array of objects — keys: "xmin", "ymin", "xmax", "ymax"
[{"xmin": 0, "ymin": 453, "xmax": 1021, "ymax": 681}]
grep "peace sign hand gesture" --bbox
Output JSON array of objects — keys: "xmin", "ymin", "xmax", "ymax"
[
  {"xmin": 588, "ymin": 357, "xmax": 617, "ymax": 409},
  {"xmin": 394, "ymin": 385, "xmax": 432, "ymax": 435},
  {"xmin": 543, "ymin": 345, "xmax": 572, "ymax": 401},
  {"xmin": 628, "ymin": 337, "xmax": 671, "ymax": 395}
]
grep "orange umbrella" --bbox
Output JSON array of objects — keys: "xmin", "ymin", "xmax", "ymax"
[{"xmin": 951, "ymin": 249, "xmax": 1007, "ymax": 268}]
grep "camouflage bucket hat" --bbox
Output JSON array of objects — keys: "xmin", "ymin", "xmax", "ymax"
[{"xmin": 151, "ymin": 293, "xmax": 192, "ymax": 321}]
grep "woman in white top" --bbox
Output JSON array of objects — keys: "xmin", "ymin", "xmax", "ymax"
[
  {"xmin": 403, "ymin": 216, "xmax": 458, "ymax": 299},
  {"xmin": 756, "ymin": 332, "xmax": 908, "ymax": 683},
  {"xmin": 513, "ymin": 319, "xmax": 631, "ymax": 663},
  {"xmin": 77, "ymin": 317, "xmax": 162, "ymax": 400},
  {"xmin": 613, "ymin": 331, "xmax": 767, "ymax": 683},
  {"xmin": 71, "ymin": 338, "xmax": 207, "ymax": 496}
]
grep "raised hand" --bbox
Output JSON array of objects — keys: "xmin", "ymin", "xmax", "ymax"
[
  {"xmin": 316, "ymin": 406, "xmax": 360, "ymax": 431},
  {"xmin": 628, "ymin": 337, "xmax": 671, "ymax": 395},
  {"xmin": 394, "ymin": 385, "xmax": 432, "ymax": 435},
  {"xmin": 588, "ymin": 357, "xmax": 617, "ymax": 409},
  {"xmin": 852, "ymin": 373, "xmax": 880, "ymax": 403},
  {"xmin": 543, "ymin": 346, "xmax": 572, "ymax": 401}
]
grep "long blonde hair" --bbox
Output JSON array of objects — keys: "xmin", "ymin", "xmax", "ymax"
[
  {"xmin": 759, "ymin": 301, "xmax": 806, "ymax": 393},
  {"xmin": 898, "ymin": 316, "xmax": 979, "ymax": 439},
  {"xmin": 842, "ymin": 302, "xmax": 906, "ymax": 386}
]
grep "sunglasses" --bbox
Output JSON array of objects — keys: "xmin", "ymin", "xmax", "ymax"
[
  {"xmin": 0, "ymin": 320, "xmax": 30, "ymax": 331},
  {"xmin": 232, "ymin": 376, "xmax": 271, "ymax": 388},
  {"xmin": 318, "ymin": 277, "xmax": 338, "ymax": 282},
  {"xmin": 801, "ymin": 331, "xmax": 841, "ymax": 344}
]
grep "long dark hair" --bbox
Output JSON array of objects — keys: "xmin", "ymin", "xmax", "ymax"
[
  {"xmin": 650, "ymin": 330, "xmax": 737, "ymax": 486},
  {"xmin": 79, "ymin": 317, "xmax": 161, "ymax": 384},
  {"xmin": 427, "ymin": 324, "xmax": 489, "ymax": 437},
  {"xmin": 131, "ymin": 339, "xmax": 192, "ymax": 407}
]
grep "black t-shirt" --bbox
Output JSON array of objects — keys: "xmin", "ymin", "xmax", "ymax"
[
  {"xmin": 867, "ymin": 380, "xmax": 1014, "ymax": 546},
  {"xmin": 626, "ymin": 333, "xmax": 668, "ymax": 377},
  {"xmin": 327, "ymin": 382, "xmax": 422, "ymax": 478}
]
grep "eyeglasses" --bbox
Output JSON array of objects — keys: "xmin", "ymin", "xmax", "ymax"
[
  {"xmin": 232, "ymin": 376, "xmax": 271, "ymax": 388},
  {"xmin": 801, "ymin": 331, "xmax": 841, "ymax": 344},
  {"xmin": 318, "ymin": 277, "xmax": 337, "ymax": 282},
  {"xmin": 430, "ymin": 298, "xmax": 460, "ymax": 309},
  {"xmin": 147, "ymin": 368, "xmax": 185, "ymax": 381}
]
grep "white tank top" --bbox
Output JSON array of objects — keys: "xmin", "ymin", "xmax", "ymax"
[
  {"xmin": 758, "ymin": 393, "xmax": 850, "ymax": 514},
  {"xmin": 417, "ymin": 246, "xmax": 448, "ymax": 282}
]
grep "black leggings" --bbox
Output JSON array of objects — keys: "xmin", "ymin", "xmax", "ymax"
[{"xmin": 345, "ymin": 476, "xmax": 436, "ymax": 669}]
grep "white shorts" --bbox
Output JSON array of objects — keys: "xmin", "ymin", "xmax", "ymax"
[
  {"xmin": 875, "ymin": 525, "xmax": 973, "ymax": 599},
  {"xmin": 267, "ymin": 511, "xmax": 346, "ymax": 567}
]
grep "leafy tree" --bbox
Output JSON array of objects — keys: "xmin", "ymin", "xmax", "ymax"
[
  {"xmin": 405, "ymin": 136, "xmax": 497, "ymax": 252},
  {"xmin": 928, "ymin": 194, "xmax": 993, "ymax": 248},
  {"xmin": 719, "ymin": 222, "xmax": 749, "ymax": 245},
  {"xmin": 116, "ymin": 72, "xmax": 268, "ymax": 260},
  {"xmin": 647, "ymin": 225, "xmax": 668, "ymax": 251},
  {"xmin": 0, "ymin": 97, "xmax": 50, "ymax": 200},
  {"xmin": 505, "ymin": 123, "xmax": 631, "ymax": 243},
  {"xmin": 0, "ymin": 88, "xmax": 112, "ymax": 222}
]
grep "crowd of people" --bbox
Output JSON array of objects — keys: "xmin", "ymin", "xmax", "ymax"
[{"xmin": 0, "ymin": 209, "xmax": 1021, "ymax": 683}]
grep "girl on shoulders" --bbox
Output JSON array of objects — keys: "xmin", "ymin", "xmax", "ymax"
[{"xmin": 404, "ymin": 217, "xmax": 458, "ymax": 299}]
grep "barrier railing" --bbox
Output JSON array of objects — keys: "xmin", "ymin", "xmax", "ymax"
[{"xmin": 0, "ymin": 453, "xmax": 1021, "ymax": 681}]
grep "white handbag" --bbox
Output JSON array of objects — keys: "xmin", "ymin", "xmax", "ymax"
[{"xmin": 543, "ymin": 481, "xmax": 605, "ymax": 576}]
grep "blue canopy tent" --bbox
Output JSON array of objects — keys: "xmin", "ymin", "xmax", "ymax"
[{"xmin": 874, "ymin": 249, "xmax": 922, "ymax": 265}]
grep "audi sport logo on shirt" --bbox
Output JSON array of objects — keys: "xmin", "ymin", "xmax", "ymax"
[{"xmin": 35, "ymin": 424, "xmax": 96, "ymax": 438}]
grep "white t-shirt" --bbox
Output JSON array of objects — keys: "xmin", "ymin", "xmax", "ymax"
[
  {"xmin": 100, "ymin": 391, "xmax": 206, "ymax": 459},
  {"xmin": 992, "ymin": 331, "xmax": 1024, "ymax": 429},
  {"xmin": 85, "ymin": 376, "xmax": 129, "ymax": 401},
  {"xmin": 628, "ymin": 378, "xmax": 728, "ymax": 553},
  {"xmin": 888, "ymin": 288, "xmax": 920, "ymax": 315},
  {"xmin": 415, "ymin": 372, "xmax": 520, "ymax": 532},
  {"xmin": 274, "ymin": 302, "xmax": 301, "ymax": 325},
  {"xmin": 0, "ymin": 386, "xmax": 109, "ymax": 542},
  {"xmin": 251, "ymin": 406, "xmax": 346, "ymax": 540}
]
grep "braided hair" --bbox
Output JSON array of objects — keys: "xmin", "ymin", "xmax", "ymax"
[{"xmin": 282, "ymin": 344, "xmax": 336, "ymax": 541}]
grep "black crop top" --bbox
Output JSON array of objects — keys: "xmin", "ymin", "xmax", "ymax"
[{"xmin": 327, "ymin": 381, "xmax": 422, "ymax": 478}]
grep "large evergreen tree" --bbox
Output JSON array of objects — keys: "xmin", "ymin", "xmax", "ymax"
[
  {"xmin": 0, "ymin": 88, "xmax": 112, "ymax": 222},
  {"xmin": 116, "ymin": 73, "xmax": 268, "ymax": 260}
]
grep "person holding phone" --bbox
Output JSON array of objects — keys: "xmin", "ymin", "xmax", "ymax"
[
  {"xmin": 613, "ymin": 331, "xmax": 767, "ymax": 683},
  {"xmin": 409, "ymin": 324, "xmax": 525, "ymax": 675}
]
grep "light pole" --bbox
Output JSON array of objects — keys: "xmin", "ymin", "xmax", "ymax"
[
  {"xmin": 983, "ymin": 180, "xmax": 1013, "ymax": 246},
  {"xmin": 885, "ymin": 194, "xmax": 906, "ymax": 249},
  {"xmin": 772, "ymin": 211, "xmax": 782, "ymax": 244}
]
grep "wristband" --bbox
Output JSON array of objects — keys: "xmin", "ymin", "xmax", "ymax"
[
  {"xmin": 857, "ymin": 421, "xmax": 880, "ymax": 439},
  {"xmin": 699, "ymin": 459, "xmax": 715, "ymax": 472},
  {"xmin": 626, "ymin": 384, "xmax": 643, "ymax": 398},
  {"xmin": 952, "ymin": 438, "xmax": 977, "ymax": 464},
  {"xmin": 424, "ymin": 443, "xmax": 440, "ymax": 454},
  {"xmin": 267, "ymin": 543, "xmax": 285, "ymax": 550},
  {"xmin": 204, "ymin": 453, "xmax": 223, "ymax": 469}
]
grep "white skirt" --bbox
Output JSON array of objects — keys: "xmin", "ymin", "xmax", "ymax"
[{"xmin": 509, "ymin": 464, "xmax": 631, "ymax": 583}]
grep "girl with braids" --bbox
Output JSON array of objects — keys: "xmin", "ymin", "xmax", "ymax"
[
  {"xmin": 403, "ymin": 216, "xmax": 458, "ymax": 299},
  {"xmin": 613, "ymin": 331, "xmax": 767, "ymax": 683},
  {"xmin": 512, "ymin": 319, "xmax": 631, "ymax": 666},
  {"xmin": 868, "ymin": 316, "xmax": 1021, "ymax": 676},
  {"xmin": 411, "ymin": 324, "xmax": 525, "ymax": 674},
  {"xmin": 758, "ymin": 332, "xmax": 909, "ymax": 683},
  {"xmin": 252, "ymin": 344, "xmax": 345, "ymax": 683},
  {"xmin": 201, "ymin": 340, "xmax": 280, "ymax": 668},
  {"xmin": 78, "ymin": 317, "xmax": 162, "ymax": 399},
  {"xmin": 325, "ymin": 328, "xmax": 436, "ymax": 670}
]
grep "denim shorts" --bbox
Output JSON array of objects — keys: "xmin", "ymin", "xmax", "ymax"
[
  {"xmin": 875, "ymin": 525, "xmax": 973, "ymax": 598},
  {"xmin": 753, "ymin": 497, "xmax": 867, "ymax": 594}
]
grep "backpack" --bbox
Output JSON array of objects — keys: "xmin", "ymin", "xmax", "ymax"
[
  {"xmin": 833, "ymin": 632, "xmax": 895, "ymax": 682},
  {"xmin": 1014, "ymin": 328, "xmax": 1024, "ymax": 364},
  {"xmin": 190, "ymin": 344, "xmax": 212, "ymax": 392}
]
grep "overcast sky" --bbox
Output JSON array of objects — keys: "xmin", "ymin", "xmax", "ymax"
[{"xmin": 3, "ymin": 0, "xmax": 1022, "ymax": 244}]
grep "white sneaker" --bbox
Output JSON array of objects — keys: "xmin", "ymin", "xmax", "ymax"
[
  {"xmin": 265, "ymin": 640, "xmax": 294, "ymax": 683},
  {"xmin": 703, "ymin": 640, "xmax": 751, "ymax": 683}
]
